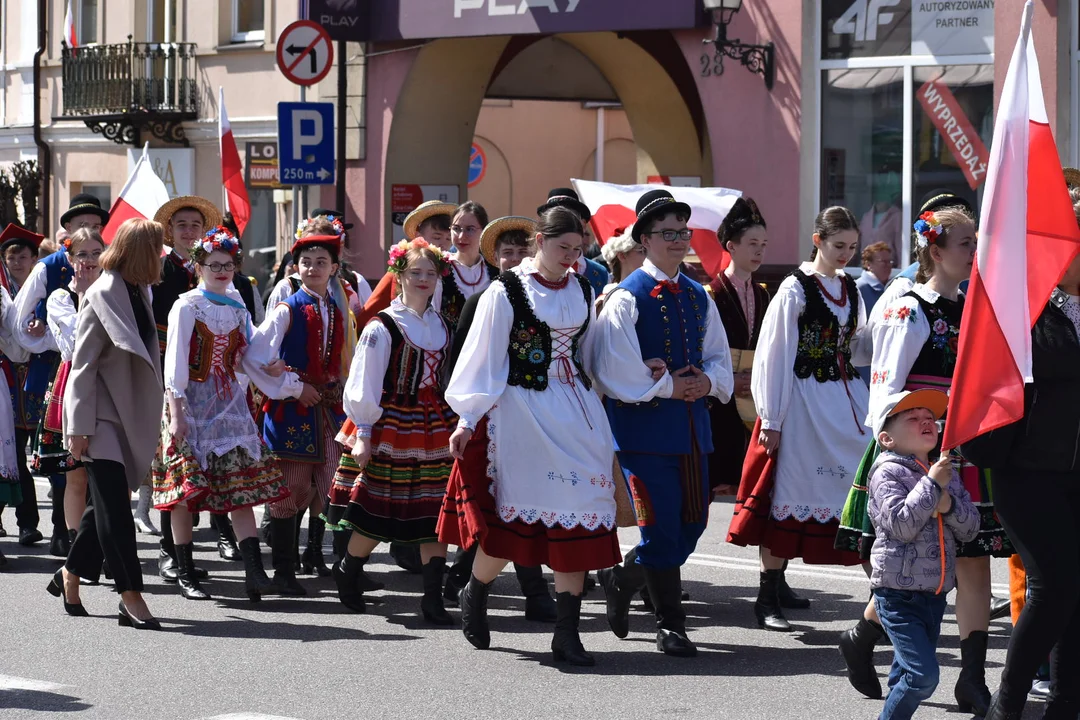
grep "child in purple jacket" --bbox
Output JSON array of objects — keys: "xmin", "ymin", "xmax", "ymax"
[{"xmin": 867, "ymin": 389, "xmax": 980, "ymax": 720}]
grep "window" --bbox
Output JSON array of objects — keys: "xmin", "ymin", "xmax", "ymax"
[
  {"xmin": 232, "ymin": 0, "xmax": 265, "ymax": 43},
  {"xmin": 74, "ymin": 183, "xmax": 112, "ymax": 210},
  {"xmin": 78, "ymin": 0, "xmax": 99, "ymax": 45},
  {"xmin": 817, "ymin": 0, "xmax": 994, "ymax": 267}
]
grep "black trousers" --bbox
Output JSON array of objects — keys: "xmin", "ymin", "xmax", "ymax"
[
  {"xmin": 993, "ymin": 467, "xmax": 1080, "ymax": 710},
  {"xmin": 65, "ymin": 459, "xmax": 143, "ymax": 593},
  {"xmin": 12, "ymin": 428, "xmax": 39, "ymax": 531}
]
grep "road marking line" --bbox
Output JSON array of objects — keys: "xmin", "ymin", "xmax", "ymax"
[{"xmin": 0, "ymin": 674, "xmax": 69, "ymax": 692}]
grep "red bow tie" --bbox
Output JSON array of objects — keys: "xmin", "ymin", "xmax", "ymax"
[{"xmin": 650, "ymin": 280, "xmax": 682, "ymax": 298}]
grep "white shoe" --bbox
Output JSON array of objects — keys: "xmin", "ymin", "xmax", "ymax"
[
  {"xmin": 134, "ymin": 515, "xmax": 161, "ymax": 536},
  {"xmin": 1030, "ymin": 679, "xmax": 1051, "ymax": 699},
  {"xmin": 134, "ymin": 486, "xmax": 161, "ymax": 535}
]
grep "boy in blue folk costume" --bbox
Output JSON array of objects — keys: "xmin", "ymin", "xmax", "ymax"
[
  {"xmin": 591, "ymin": 188, "xmax": 733, "ymax": 657},
  {"xmin": 11, "ymin": 195, "xmax": 107, "ymax": 555},
  {"xmin": 258, "ymin": 223, "xmax": 354, "ymax": 595}
]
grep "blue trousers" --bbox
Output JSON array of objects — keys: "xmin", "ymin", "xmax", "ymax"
[
  {"xmin": 617, "ymin": 451, "xmax": 708, "ymax": 569},
  {"xmin": 873, "ymin": 587, "xmax": 947, "ymax": 720}
]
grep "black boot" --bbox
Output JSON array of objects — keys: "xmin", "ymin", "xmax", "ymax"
[
  {"xmin": 332, "ymin": 552, "xmax": 369, "ymax": 613},
  {"xmin": 259, "ymin": 509, "xmax": 272, "ymax": 546},
  {"xmin": 778, "ymin": 560, "xmax": 811, "ymax": 609},
  {"xmin": 50, "ymin": 530, "xmax": 70, "ymax": 557},
  {"xmin": 1042, "ymin": 699, "xmax": 1080, "ymax": 720},
  {"xmin": 989, "ymin": 594, "xmax": 1011, "ymax": 621},
  {"xmin": 421, "ymin": 556, "xmax": 454, "ymax": 626},
  {"xmin": 954, "ymin": 630, "xmax": 991, "ymax": 715},
  {"xmin": 176, "ymin": 543, "xmax": 211, "ymax": 600},
  {"xmin": 389, "ymin": 542, "xmax": 423, "ymax": 574},
  {"xmin": 214, "ymin": 515, "xmax": 241, "ymax": 561},
  {"xmin": 301, "ymin": 516, "xmax": 331, "ymax": 576},
  {"xmin": 984, "ymin": 693, "xmax": 1022, "ymax": 720},
  {"xmin": 643, "ymin": 567, "xmax": 696, "ymax": 657},
  {"xmin": 754, "ymin": 570, "xmax": 792, "ymax": 632},
  {"xmin": 838, "ymin": 617, "xmax": 884, "ymax": 699},
  {"xmin": 598, "ymin": 555, "xmax": 645, "ymax": 639},
  {"xmin": 444, "ymin": 545, "xmax": 476, "ymax": 606},
  {"xmin": 460, "ymin": 575, "xmax": 494, "ymax": 650},
  {"xmin": 238, "ymin": 537, "xmax": 273, "ymax": 602},
  {"xmin": 158, "ymin": 512, "xmax": 179, "ymax": 582},
  {"xmin": 551, "ymin": 591, "xmax": 594, "ymax": 666},
  {"xmin": 269, "ymin": 516, "xmax": 307, "ymax": 596},
  {"xmin": 516, "ymin": 564, "xmax": 557, "ymax": 623},
  {"xmin": 331, "ymin": 528, "xmax": 349, "ymax": 561}
]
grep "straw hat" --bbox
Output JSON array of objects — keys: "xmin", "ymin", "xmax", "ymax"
[
  {"xmin": 479, "ymin": 216, "xmax": 537, "ymax": 267},
  {"xmin": 1065, "ymin": 167, "xmax": 1080, "ymax": 191},
  {"xmin": 402, "ymin": 200, "xmax": 457, "ymax": 240},
  {"xmin": 153, "ymin": 196, "xmax": 223, "ymax": 246}
]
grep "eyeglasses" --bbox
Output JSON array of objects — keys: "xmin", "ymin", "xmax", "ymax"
[
  {"xmin": 451, "ymin": 225, "xmax": 481, "ymax": 236},
  {"xmin": 643, "ymin": 229, "xmax": 693, "ymax": 242},
  {"xmin": 201, "ymin": 262, "xmax": 236, "ymax": 273},
  {"xmin": 73, "ymin": 250, "xmax": 103, "ymax": 261}
]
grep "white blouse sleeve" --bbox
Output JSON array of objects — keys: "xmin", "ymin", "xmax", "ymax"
[
  {"xmin": 253, "ymin": 303, "xmax": 292, "ymax": 359},
  {"xmin": 46, "ymin": 290, "xmax": 78, "ymax": 362},
  {"xmin": 240, "ymin": 309, "xmax": 304, "ymax": 401},
  {"xmin": 0, "ymin": 286, "xmax": 29, "ymax": 363},
  {"xmin": 164, "ymin": 300, "xmax": 195, "ymax": 399},
  {"xmin": 849, "ymin": 284, "xmax": 873, "ymax": 368},
  {"xmin": 866, "ymin": 295, "xmax": 931, "ymax": 423},
  {"xmin": 589, "ymin": 288, "xmax": 673, "ymax": 402},
  {"xmin": 752, "ymin": 277, "xmax": 803, "ymax": 432},
  {"xmin": 12, "ymin": 263, "xmax": 57, "ymax": 354},
  {"xmin": 250, "ymin": 282, "xmax": 266, "ymax": 325},
  {"xmin": 445, "ymin": 281, "xmax": 513, "ymax": 430},
  {"xmin": 342, "ymin": 320, "xmax": 392, "ymax": 436},
  {"xmin": 701, "ymin": 295, "xmax": 734, "ymax": 403}
]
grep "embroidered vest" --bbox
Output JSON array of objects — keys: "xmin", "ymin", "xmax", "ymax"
[
  {"xmin": 188, "ymin": 321, "xmax": 245, "ymax": 385},
  {"xmin": 375, "ymin": 311, "xmax": 449, "ymax": 403},
  {"xmin": 792, "ymin": 271, "xmax": 859, "ymax": 383},
  {"xmin": 441, "ymin": 261, "xmax": 499, "ymax": 330},
  {"xmin": 904, "ymin": 290, "xmax": 963, "ymax": 383},
  {"xmin": 261, "ymin": 290, "xmax": 346, "ymax": 463},
  {"xmin": 605, "ymin": 269, "xmax": 713, "ymax": 455},
  {"xmin": 501, "ymin": 270, "xmax": 592, "ymax": 392}
]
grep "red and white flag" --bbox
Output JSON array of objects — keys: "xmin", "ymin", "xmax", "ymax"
[
  {"xmin": 219, "ymin": 87, "xmax": 251, "ymax": 237},
  {"xmin": 571, "ymin": 178, "xmax": 741, "ymax": 279},
  {"xmin": 101, "ymin": 143, "xmax": 170, "ymax": 244},
  {"xmin": 64, "ymin": 2, "xmax": 77, "ymax": 51},
  {"xmin": 942, "ymin": 1, "xmax": 1080, "ymax": 449}
]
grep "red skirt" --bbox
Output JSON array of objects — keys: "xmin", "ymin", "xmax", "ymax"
[
  {"xmin": 727, "ymin": 419, "xmax": 861, "ymax": 566},
  {"xmin": 436, "ymin": 416, "xmax": 621, "ymax": 573}
]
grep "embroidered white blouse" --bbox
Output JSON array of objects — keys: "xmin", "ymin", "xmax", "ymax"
[
  {"xmin": 446, "ymin": 257, "xmax": 616, "ymax": 531},
  {"xmin": 344, "ymin": 298, "xmax": 448, "ymax": 438},
  {"xmin": 45, "ymin": 284, "xmax": 81, "ymax": 363},
  {"xmin": 752, "ymin": 263, "xmax": 873, "ymax": 523},
  {"xmin": 165, "ymin": 288, "xmax": 302, "ymax": 468},
  {"xmin": 12, "ymin": 262, "xmax": 58, "ymax": 354},
  {"xmin": 590, "ymin": 259, "xmax": 734, "ymax": 406},
  {"xmin": 0, "ymin": 286, "xmax": 28, "ymax": 483}
]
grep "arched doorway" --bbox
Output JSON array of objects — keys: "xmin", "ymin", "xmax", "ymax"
[{"xmin": 383, "ymin": 30, "xmax": 711, "ymax": 239}]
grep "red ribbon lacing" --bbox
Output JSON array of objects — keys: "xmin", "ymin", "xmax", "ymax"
[{"xmin": 552, "ymin": 328, "xmax": 593, "ymax": 430}]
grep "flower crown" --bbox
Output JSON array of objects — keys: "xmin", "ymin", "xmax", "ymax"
[
  {"xmin": 191, "ymin": 226, "xmax": 241, "ymax": 263},
  {"xmin": 295, "ymin": 215, "xmax": 345, "ymax": 240},
  {"xmin": 387, "ymin": 238, "xmax": 449, "ymax": 276},
  {"xmin": 913, "ymin": 211, "xmax": 944, "ymax": 249}
]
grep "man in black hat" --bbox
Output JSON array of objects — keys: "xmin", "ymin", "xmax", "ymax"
[
  {"xmin": 591, "ymin": 188, "xmax": 733, "ymax": 657},
  {"xmin": 9, "ymin": 193, "xmax": 109, "ymax": 552},
  {"xmin": 538, "ymin": 188, "xmax": 609, "ymax": 298}
]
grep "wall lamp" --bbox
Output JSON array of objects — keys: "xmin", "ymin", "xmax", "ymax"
[{"xmin": 701, "ymin": 0, "xmax": 775, "ymax": 90}]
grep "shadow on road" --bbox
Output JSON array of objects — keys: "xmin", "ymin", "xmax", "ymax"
[{"xmin": 0, "ymin": 689, "xmax": 91, "ymax": 712}]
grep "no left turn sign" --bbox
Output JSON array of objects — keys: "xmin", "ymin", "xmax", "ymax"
[{"xmin": 276, "ymin": 20, "xmax": 334, "ymax": 87}]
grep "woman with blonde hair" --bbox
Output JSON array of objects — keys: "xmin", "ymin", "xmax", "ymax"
[{"xmin": 49, "ymin": 218, "xmax": 166, "ymax": 629}]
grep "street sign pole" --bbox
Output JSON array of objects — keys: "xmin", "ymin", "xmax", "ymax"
[{"xmin": 291, "ymin": 85, "xmax": 307, "ymax": 245}]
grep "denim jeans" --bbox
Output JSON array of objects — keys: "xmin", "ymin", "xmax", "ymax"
[{"xmin": 873, "ymin": 587, "xmax": 948, "ymax": 720}]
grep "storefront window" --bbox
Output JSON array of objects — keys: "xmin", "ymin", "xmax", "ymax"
[
  {"xmin": 818, "ymin": 1, "xmax": 994, "ymax": 266},
  {"xmin": 911, "ymin": 65, "xmax": 993, "ymax": 220},
  {"xmin": 822, "ymin": 68, "xmax": 905, "ymax": 264}
]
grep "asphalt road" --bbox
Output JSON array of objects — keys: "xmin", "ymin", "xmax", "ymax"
[{"xmin": 0, "ymin": 478, "xmax": 1038, "ymax": 720}]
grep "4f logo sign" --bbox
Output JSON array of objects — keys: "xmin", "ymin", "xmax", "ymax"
[{"xmin": 832, "ymin": 0, "xmax": 902, "ymax": 42}]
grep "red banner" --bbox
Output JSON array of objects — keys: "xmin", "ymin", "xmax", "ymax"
[{"xmin": 917, "ymin": 79, "xmax": 990, "ymax": 191}]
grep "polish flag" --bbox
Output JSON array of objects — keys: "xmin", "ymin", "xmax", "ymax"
[
  {"xmin": 101, "ymin": 143, "xmax": 170, "ymax": 244},
  {"xmin": 942, "ymin": 1, "xmax": 1080, "ymax": 449},
  {"xmin": 64, "ymin": 2, "xmax": 77, "ymax": 51},
  {"xmin": 571, "ymin": 178, "xmax": 740, "ymax": 279},
  {"xmin": 219, "ymin": 87, "xmax": 251, "ymax": 237}
]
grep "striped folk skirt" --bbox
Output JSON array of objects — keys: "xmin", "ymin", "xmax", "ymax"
[{"xmin": 326, "ymin": 394, "xmax": 456, "ymax": 544}]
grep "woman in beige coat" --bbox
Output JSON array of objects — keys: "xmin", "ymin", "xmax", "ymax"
[{"xmin": 47, "ymin": 218, "xmax": 165, "ymax": 629}]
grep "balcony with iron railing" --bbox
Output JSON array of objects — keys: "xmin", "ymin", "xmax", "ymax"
[{"xmin": 57, "ymin": 38, "xmax": 199, "ymax": 146}]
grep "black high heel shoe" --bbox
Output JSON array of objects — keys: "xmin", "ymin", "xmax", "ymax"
[
  {"xmin": 117, "ymin": 601, "xmax": 161, "ymax": 631},
  {"xmin": 46, "ymin": 568, "xmax": 89, "ymax": 617}
]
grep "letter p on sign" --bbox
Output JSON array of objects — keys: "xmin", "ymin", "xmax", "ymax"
[{"xmin": 291, "ymin": 109, "xmax": 323, "ymax": 161}]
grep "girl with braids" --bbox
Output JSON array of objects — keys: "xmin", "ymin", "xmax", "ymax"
[
  {"xmin": 327, "ymin": 239, "xmax": 457, "ymax": 623},
  {"xmin": 153, "ymin": 226, "xmax": 304, "ymax": 603},
  {"xmin": 728, "ymin": 206, "xmax": 871, "ymax": 632},
  {"xmin": 834, "ymin": 205, "xmax": 1011, "ymax": 716}
]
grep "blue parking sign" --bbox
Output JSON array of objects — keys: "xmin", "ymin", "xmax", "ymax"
[{"xmin": 277, "ymin": 102, "xmax": 335, "ymax": 185}]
